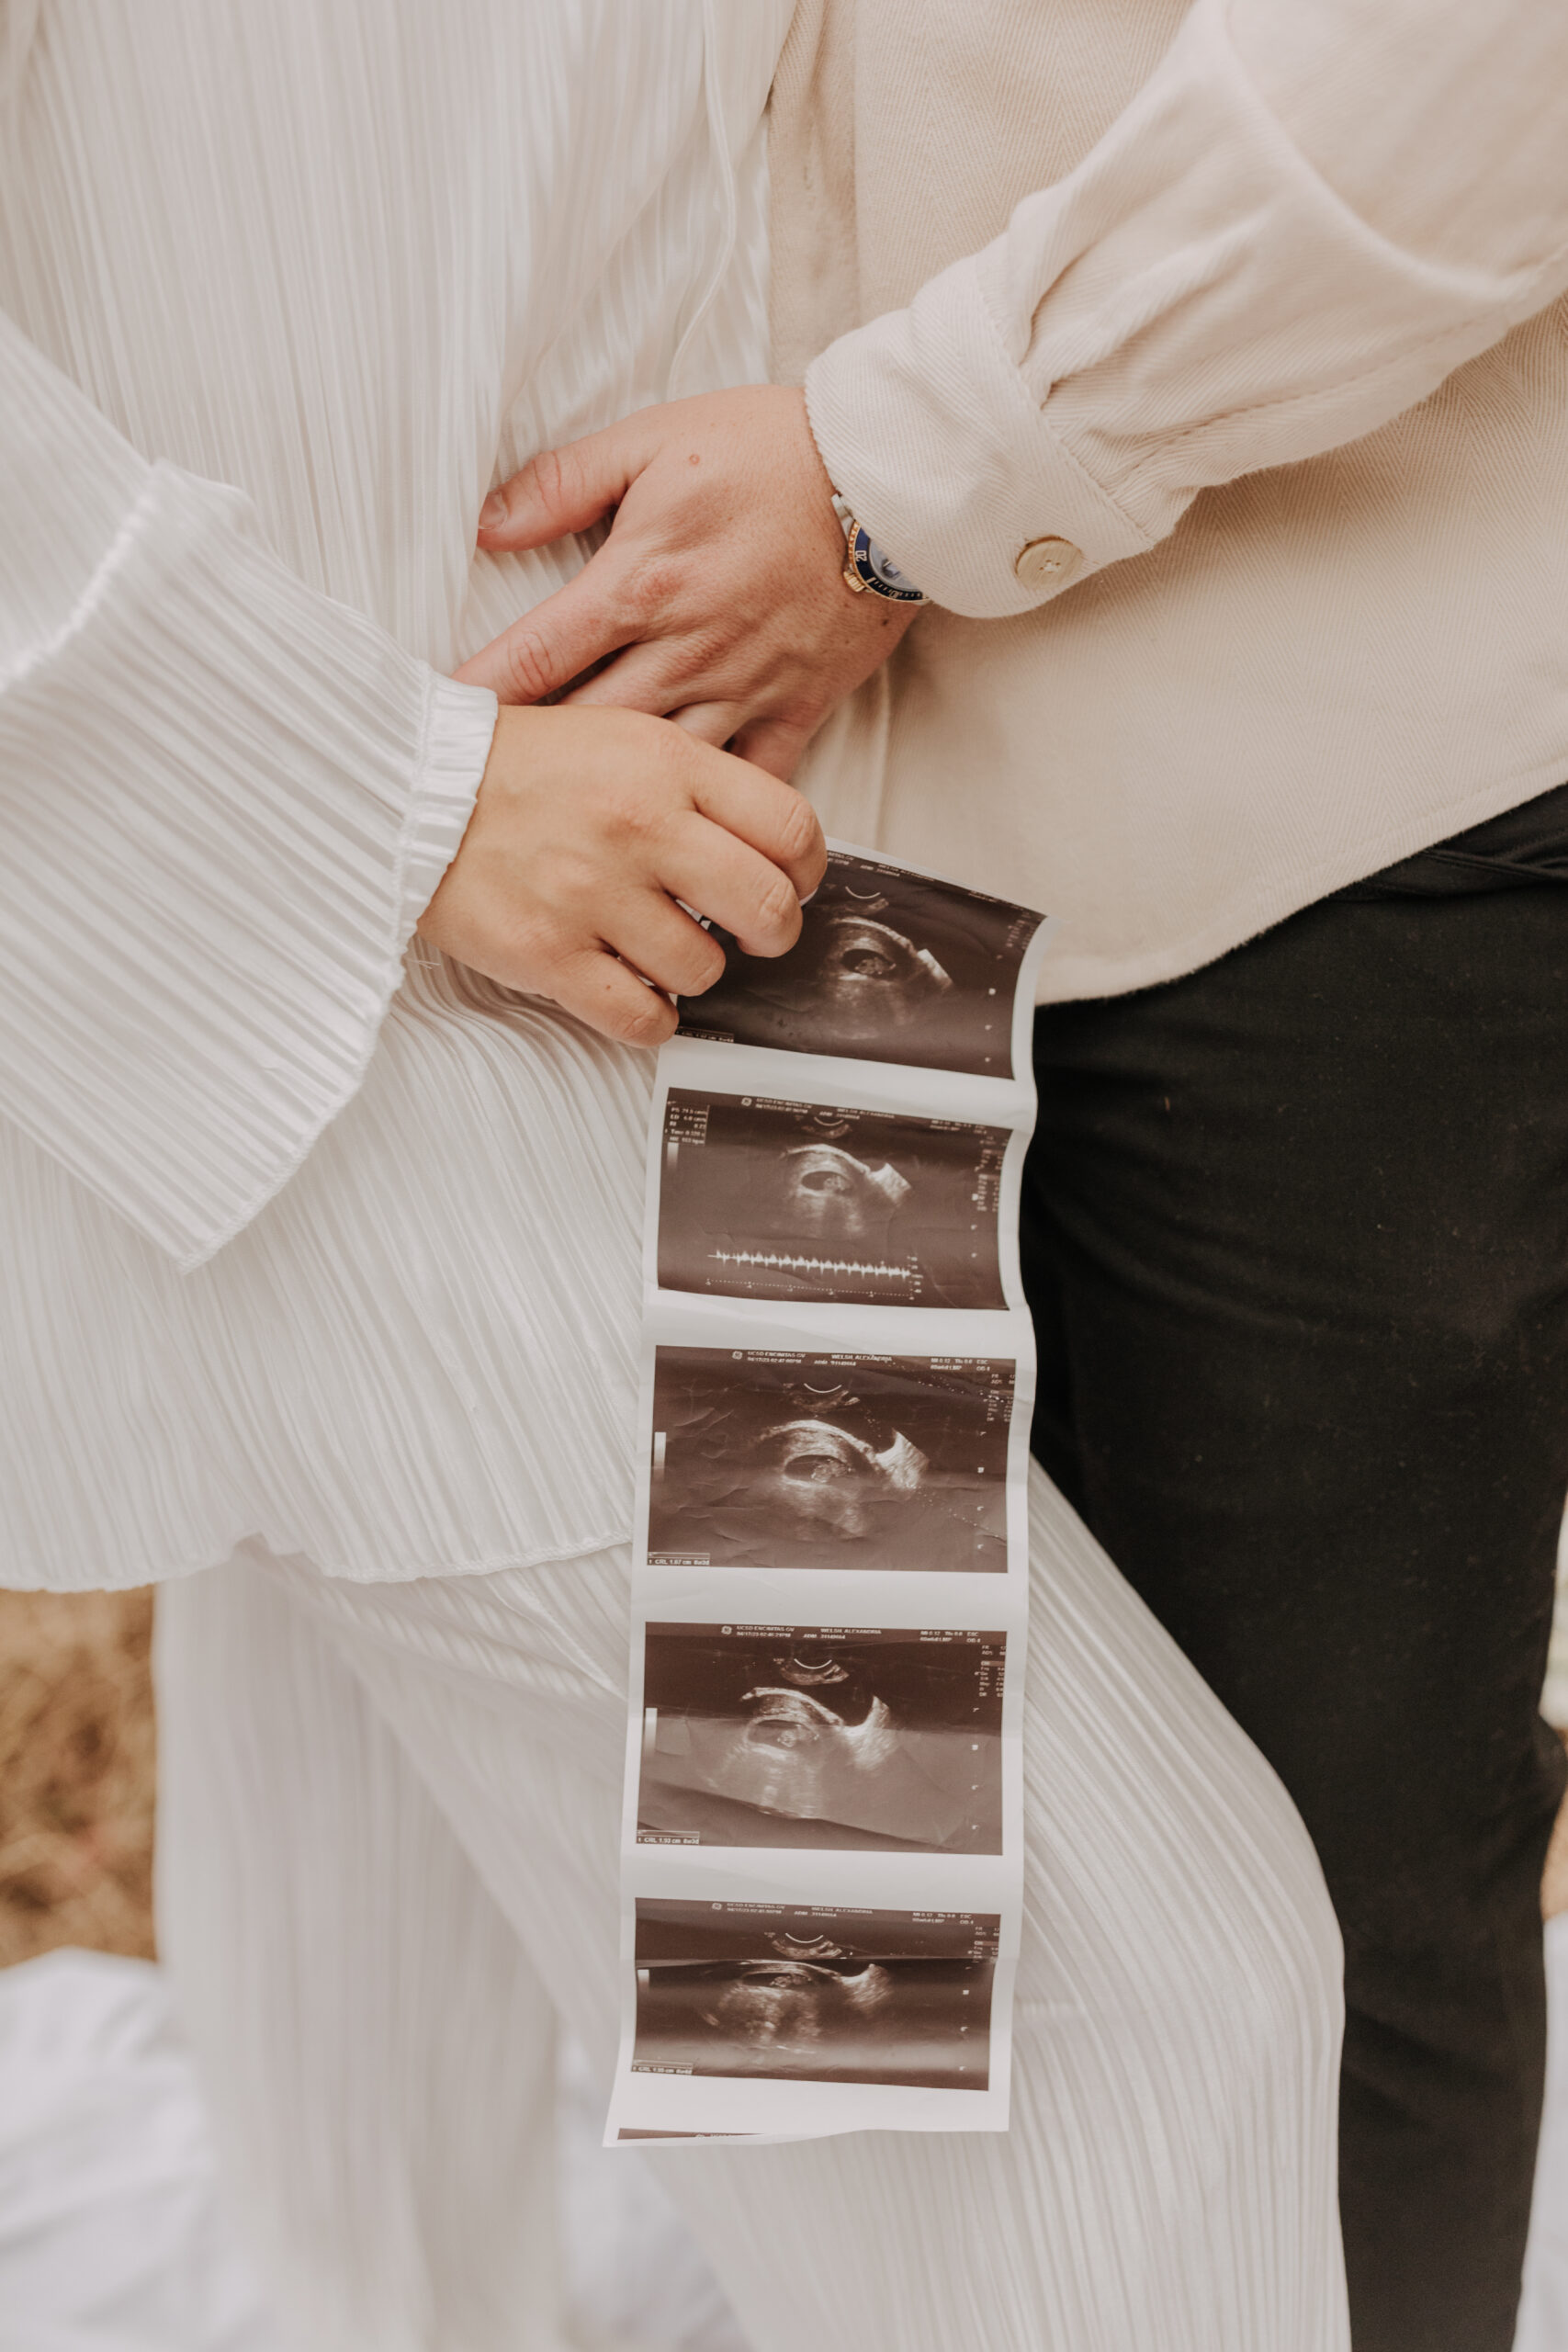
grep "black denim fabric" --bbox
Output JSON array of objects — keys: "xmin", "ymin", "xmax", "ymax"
[{"xmin": 1022, "ymin": 781, "xmax": 1568, "ymax": 2352}]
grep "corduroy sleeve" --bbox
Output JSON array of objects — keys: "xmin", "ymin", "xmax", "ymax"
[
  {"xmin": 805, "ymin": 0, "xmax": 1568, "ymax": 618},
  {"xmin": 0, "ymin": 312, "xmax": 495, "ymax": 1268}
]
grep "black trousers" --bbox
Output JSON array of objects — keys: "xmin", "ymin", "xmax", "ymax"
[{"xmin": 1021, "ymin": 786, "xmax": 1568, "ymax": 2352}]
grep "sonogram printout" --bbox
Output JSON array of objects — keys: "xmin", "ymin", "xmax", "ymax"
[{"xmin": 607, "ymin": 844, "xmax": 1048, "ymax": 2144}]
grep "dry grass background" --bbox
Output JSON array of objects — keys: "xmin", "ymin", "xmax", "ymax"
[
  {"xmin": 1, "ymin": 1584, "xmax": 1565, "ymax": 1973},
  {"xmin": 0, "ymin": 1589, "xmax": 156, "ymax": 1967}
]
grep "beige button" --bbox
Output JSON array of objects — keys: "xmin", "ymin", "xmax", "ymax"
[{"xmin": 1014, "ymin": 535, "xmax": 1083, "ymax": 590}]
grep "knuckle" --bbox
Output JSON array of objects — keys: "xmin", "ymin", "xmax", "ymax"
[
  {"xmin": 500, "ymin": 628, "xmax": 558, "ymax": 705},
  {"xmin": 522, "ymin": 444, "xmax": 570, "ymax": 515},
  {"xmin": 566, "ymin": 841, "xmax": 609, "ymax": 901},
  {"xmin": 534, "ymin": 888, "xmax": 586, "ymax": 948},
  {"xmin": 506, "ymin": 913, "xmax": 570, "ymax": 992},
  {"xmin": 629, "ymin": 716, "xmax": 690, "ymax": 801},
  {"xmin": 753, "ymin": 871, "xmax": 801, "ymax": 944},
  {"xmin": 773, "ymin": 790, "xmax": 822, "ymax": 869},
  {"xmin": 599, "ymin": 776, "xmax": 663, "ymax": 851},
  {"xmin": 622, "ymin": 555, "xmax": 682, "ymax": 624},
  {"xmin": 614, "ymin": 989, "xmax": 674, "ymax": 1047},
  {"xmin": 682, "ymin": 933, "xmax": 728, "ymax": 995}
]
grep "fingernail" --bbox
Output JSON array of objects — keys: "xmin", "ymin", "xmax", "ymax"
[{"xmin": 479, "ymin": 490, "xmax": 506, "ymax": 534}]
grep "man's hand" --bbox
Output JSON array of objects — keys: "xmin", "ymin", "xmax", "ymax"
[
  {"xmin": 417, "ymin": 704, "xmax": 827, "ymax": 1047},
  {"xmin": 456, "ymin": 387, "xmax": 919, "ymax": 778}
]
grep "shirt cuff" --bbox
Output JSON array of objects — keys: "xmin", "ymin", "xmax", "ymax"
[
  {"xmin": 804, "ymin": 0, "xmax": 1560, "ymax": 624},
  {"xmin": 806, "ymin": 254, "xmax": 1154, "ymax": 620}
]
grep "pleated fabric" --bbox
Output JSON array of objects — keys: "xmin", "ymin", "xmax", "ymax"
[
  {"xmin": 0, "ymin": 0, "xmax": 791, "ymax": 1589},
  {"xmin": 154, "ymin": 1464, "xmax": 1351, "ymax": 2352}
]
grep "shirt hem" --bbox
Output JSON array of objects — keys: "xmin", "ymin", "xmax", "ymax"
[{"xmin": 1034, "ymin": 751, "xmax": 1568, "ymax": 1005}]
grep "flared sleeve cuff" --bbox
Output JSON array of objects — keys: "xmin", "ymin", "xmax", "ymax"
[{"xmin": 0, "ymin": 459, "xmax": 496, "ymax": 1269}]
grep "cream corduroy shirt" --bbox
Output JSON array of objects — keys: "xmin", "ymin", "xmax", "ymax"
[{"xmin": 772, "ymin": 0, "xmax": 1568, "ymax": 1000}]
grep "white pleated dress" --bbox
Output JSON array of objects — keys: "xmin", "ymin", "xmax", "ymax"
[
  {"xmin": 1, "ymin": 0, "xmax": 786, "ymax": 1590},
  {"xmin": 1, "ymin": 9, "xmax": 1348, "ymax": 2346}
]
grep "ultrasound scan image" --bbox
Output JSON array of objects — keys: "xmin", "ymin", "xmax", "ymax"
[
  {"xmin": 655, "ymin": 1092, "xmax": 1010, "ymax": 1308},
  {"xmin": 676, "ymin": 850, "xmax": 1042, "ymax": 1078},
  {"xmin": 632, "ymin": 1900, "xmax": 999, "ymax": 2089},
  {"xmin": 636, "ymin": 1623, "xmax": 1006, "ymax": 1852},
  {"xmin": 647, "ymin": 1348, "xmax": 1012, "ymax": 1571}
]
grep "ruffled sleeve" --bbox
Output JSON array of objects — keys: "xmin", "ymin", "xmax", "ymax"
[{"xmin": 0, "ymin": 311, "xmax": 495, "ymax": 1269}]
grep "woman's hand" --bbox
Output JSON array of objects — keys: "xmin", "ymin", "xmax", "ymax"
[
  {"xmin": 455, "ymin": 387, "xmax": 919, "ymax": 778},
  {"xmin": 416, "ymin": 703, "xmax": 827, "ymax": 1047}
]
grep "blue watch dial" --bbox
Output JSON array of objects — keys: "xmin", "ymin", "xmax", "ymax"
[{"xmin": 850, "ymin": 525, "xmax": 926, "ymax": 604}]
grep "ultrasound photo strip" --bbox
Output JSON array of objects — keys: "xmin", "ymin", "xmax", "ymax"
[
  {"xmin": 630, "ymin": 1900, "xmax": 1001, "ymax": 2093},
  {"xmin": 644, "ymin": 1347, "xmax": 1015, "ymax": 1573},
  {"xmin": 608, "ymin": 843, "xmax": 1047, "ymax": 2144},
  {"xmin": 655, "ymin": 1091, "xmax": 1012, "ymax": 1311},
  {"xmin": 635, "ymin": 1623, "xmax": 1008, "ymax": 1854},
  {"xmin": 675, "ymin": 847, "xmax": 1042, "ymax": 1080}
]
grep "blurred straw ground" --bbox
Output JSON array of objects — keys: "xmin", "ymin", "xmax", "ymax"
[
  {"xmin": 1, "ymin": 1581, "xmax": 1566, "ymax": 1969},
  {"xmin": 0, "ymin": 1589, "xmax": 155, "ymax": 1965}
]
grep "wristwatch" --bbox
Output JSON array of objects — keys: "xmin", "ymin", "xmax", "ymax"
[{"xmin": 830, "ymin": 492, "xmax": 928, "ymax": 605}]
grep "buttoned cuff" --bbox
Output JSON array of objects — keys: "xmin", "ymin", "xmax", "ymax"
[{"xmin": 805, "ymin": 254, "xmax": 1153, "ymax": 621}]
